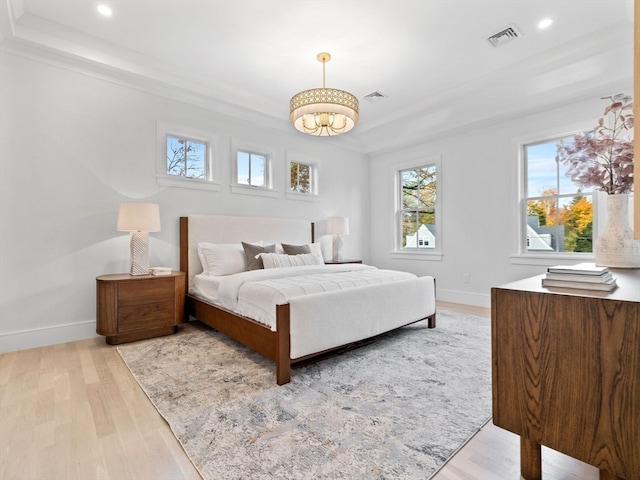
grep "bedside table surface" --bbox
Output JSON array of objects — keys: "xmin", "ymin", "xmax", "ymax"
[{"xmin": 97, "ymin": 271, "xmax": 184, "ymax": 281}]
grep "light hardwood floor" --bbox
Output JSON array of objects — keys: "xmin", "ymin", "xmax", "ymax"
[{"xmin": 0, "ymin": 302, "xmax": 600, "ymax": 480}]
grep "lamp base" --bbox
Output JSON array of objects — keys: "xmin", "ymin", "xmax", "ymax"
[
  {"xmin": 129, "ymin": 231, "xmax": 150, "ymax": 275},
  {"xmin": 332, "ymin": 235, "xmax": 344, "ymax": 262}
]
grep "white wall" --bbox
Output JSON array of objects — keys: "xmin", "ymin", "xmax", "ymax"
[
  {"xmin": 0, "ymin": 51, "xmax": 369, "ymax": 353},
  {"xmin": 368, "ymin": 93, "xmax": 633, "ymax": 307}
]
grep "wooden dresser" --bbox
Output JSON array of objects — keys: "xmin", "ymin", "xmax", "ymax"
[
  {"xmin": 491, "ymin": 269, "xmax": 640, "ymax": 480},
  {"xmin": 96, "ymin": 272, "xmax": 185, "ymax": 345}
]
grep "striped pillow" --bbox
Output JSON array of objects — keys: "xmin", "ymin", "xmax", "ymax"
[{"xmin": 259, "ymin": 252, "xmax": 324, "ymax": 269}]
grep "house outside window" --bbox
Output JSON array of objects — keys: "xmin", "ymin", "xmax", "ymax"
[
  {"xmin": 524, "ymin": 135, "xmax": 593, "ymax": 254},
  {"xmin": 156, "ymin": 122, "xmax": 219, "ymax": 191},
  {"xmin": 399, "ymin": 163, "xmax": 438, "ymax": 252}
]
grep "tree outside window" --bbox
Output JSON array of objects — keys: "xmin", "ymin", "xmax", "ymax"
[
  {"xmin": 400, "ymin": 165, "xmax": 437, "ymax": 249},
  {"xmin": 290, "ymin": 161, "xmax": 312, "ymax": 193},
  {"xmin": 524, "ymin": 137, "xmax": 593, "ymax": 253},
  {"xmin": 166, "ymin": 135, "xmax": 206, "ymax": 179}
]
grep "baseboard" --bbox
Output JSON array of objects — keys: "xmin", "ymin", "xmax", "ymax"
[
  {"xmin": 436, "ymin": 289, "xmax": 491, "ymax": 308},
  {"xmin": 0, "ymin": 320, "xmax": 99, "ymax": 354}
]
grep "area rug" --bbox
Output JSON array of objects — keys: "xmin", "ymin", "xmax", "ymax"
[{"xmin": 117, "ymin": 310, "xmax": 491, "ymax": 479}]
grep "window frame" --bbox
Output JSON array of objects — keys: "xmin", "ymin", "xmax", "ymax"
[
  {"xmin": 285, "ymin": 152, "xmax": 320, "ymax": 201},
  {"xmin": 511, "ymin": 126, "xmax": 600, "ymax": 266},
  {"xmin": 231, "ymin": 139, "xmax": 278, "ymax": 198},
  {"xmin": 156, "ymin": 122, "xmax": 220, "ymax": 191},
  {"xmin": 391, "ymin": 155, "xmax": 442, "ymax": 261}
]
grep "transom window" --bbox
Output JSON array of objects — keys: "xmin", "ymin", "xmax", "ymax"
[
  {"xmin": 399, "ymin": 164, "xmax": 437, "ymax": 250},
  {"xmin": 524, "ymin": 135, "xmax": 593, "ymax": 253},
  {"xmin": 156, "ymin": 122, "xmax": 219, "ymax": 191},
  {"xmin": 237, "ymin": 150, "xmax": 267, "ymax": 188},
  {"xmin": 166, "ymin": 135, "xmax": 206, "ymax": 179},
  {"xmin": 290, "ymin": 161, "xmax": 312, "ymax": 193}
]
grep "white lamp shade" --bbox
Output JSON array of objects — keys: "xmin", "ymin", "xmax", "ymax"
[
  {"xmin": 117, "ymin": 202, "xmax": 161, "ymax": 232},
  {"xmin": 327, "ymin": 216, "xmax": 350, "ymax": 236}
]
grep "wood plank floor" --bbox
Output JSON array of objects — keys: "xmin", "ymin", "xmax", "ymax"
[{"xmin": 0, "ymin": 302, "xmax": 600, "ymax": 480}]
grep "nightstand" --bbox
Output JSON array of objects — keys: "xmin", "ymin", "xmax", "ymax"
[
  {"xmin": 324, "ymin": 259, "xmax": 363, "ymax": 264},
  {"xmin": 96, "ymin": 272, "xmax": 185, "ymax": 345}
]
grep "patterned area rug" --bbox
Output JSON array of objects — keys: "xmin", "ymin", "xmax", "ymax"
[{"xmin": 117, "ymin": 310, "xmax": 491, "ymax": 480}]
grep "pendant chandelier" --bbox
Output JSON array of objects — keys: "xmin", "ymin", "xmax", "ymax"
[{"xmin": 289, "ymin": 53, "xmax": 359, "ymax": 136}]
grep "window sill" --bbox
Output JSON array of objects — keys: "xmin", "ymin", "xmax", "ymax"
[
  {"xmin": 156, "ymin": 175, "xmax": 221, "ymax": 191},
  {"xmin": 390, "ymin": 250, "xmax": 443, "ymax": 261},
  {"xmin": 231, "ymin": 184, "xmax": 279, "ymax": 198},
  {"xmin": 510, "ymin": 253, "xmax": 594, "ymax": 266},
  {"xmin": 285, "ymin": 192, "xmax": 321, "ymax": 202}
]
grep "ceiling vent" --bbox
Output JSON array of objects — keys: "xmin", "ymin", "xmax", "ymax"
[
  {"xmin": 487, "ymin": 25, "xmax": 522, "ymax": 47},
  {"xmin": 363, "ymin": 91, "xmax": 388, "ymax": 103}
]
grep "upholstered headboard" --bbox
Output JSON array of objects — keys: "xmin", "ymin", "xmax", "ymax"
[{"xmin": 180, "ymin": 215, "xmax": 314, "ymax": 289}]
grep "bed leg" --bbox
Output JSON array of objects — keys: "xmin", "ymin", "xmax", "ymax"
[
  {"xmin": 427, "ymin": 313, "xmax": 436, "ymax": 329},
  {"xmin": 275, "ymin": 304, "xmax": 291, "ymax": 385}
]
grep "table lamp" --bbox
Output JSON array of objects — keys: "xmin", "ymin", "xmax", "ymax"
[
  {"xmin": 327, "ymin": 216, "xmax": 349, "ymax": 261},
  {"xmin": 117, "ymin": 202, "xmax": 161, "ymax": 275}
]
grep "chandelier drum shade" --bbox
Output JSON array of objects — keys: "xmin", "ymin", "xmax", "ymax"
[{"xmin": 290, "ymin": 53, "xmax": 359, "ymax": 136}]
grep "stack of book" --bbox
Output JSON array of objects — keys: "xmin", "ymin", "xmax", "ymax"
[{"xmin": 542, "ymin": 263, "xmax": 617, "ymax": 291}]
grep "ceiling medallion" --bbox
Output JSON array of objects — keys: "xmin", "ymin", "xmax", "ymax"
[{"xmin": 289, "ymin": 52, "xmax": 359, "ymax": 136}]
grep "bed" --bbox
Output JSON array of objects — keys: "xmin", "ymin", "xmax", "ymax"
[{"xmin": 180, "ymin": 214, "xmax": 436, "ymax": 385}]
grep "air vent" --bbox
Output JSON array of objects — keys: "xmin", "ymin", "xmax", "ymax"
[
  {"xmin": 363, "ymin": 91, "xmax": 388, "ymax": 103},
  {"xmin": 487, "ymin": 25, "xmax": 522, "ymax": 47}
]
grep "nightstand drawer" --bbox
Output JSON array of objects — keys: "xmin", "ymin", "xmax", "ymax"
[
  {"xmin": 118, "ymin": 302, "xmax": 175, "ymax": 332},
  {"xmin": 118, "ymin": 278, "xmax": 175, "ymax": 305}
]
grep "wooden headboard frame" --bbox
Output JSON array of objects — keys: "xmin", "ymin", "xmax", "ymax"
[{"xmin": 180, "ymin": 214, "xmax": 315, "ymax": 289}]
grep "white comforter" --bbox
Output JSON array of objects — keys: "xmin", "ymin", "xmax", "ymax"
[{"xmin": 193, "ymin": 264, "xmax": 417, "ymax": 329}]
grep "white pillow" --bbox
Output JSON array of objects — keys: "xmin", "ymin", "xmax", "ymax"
[
  {"xmin": 259, "ymin": 252, "xmax": 324, "ymax": 269},
  {"xmin": 197, "ymin": 242, "xmax": 246, "ymax": 276},
  {"xmin": 308, "ymin": 243, "xmax": 323, "ymax": 261}
]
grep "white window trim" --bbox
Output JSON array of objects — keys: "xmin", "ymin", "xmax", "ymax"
[
  {"xmin": 390, "ymin": 154, "xmax": 443, "ymax": 261},
  {"xmin": 511, "ymin": 123, "xmax": 599, "ymax": 266},
  {"xmin": 285, "ymin": 152, "xmax": 321, "ymax": 202},
  {"xmin": 156, "ymin": 121, "xmax": 220, "ymax": 191},
  {"xmin": 231, "ymin": 139, "xmax": 278, "ymax": 198}
]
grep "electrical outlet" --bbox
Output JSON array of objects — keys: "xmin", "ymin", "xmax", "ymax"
[{"xmin": 463, "ymin": 273, "xmax": 470, "ymax": 283}]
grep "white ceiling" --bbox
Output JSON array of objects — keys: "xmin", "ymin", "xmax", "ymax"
[{"xmin": 0, "ymin": 0, "xmax": 634, "ymax": 154}]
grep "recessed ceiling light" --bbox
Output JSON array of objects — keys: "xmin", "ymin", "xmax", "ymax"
[
  {"xmin": 97, "ymin": 4, "xmax": 112, "ymax": 17},
  {"xmin": 538, "ymin": 18, "xmax": 553, "ymax": 29}
]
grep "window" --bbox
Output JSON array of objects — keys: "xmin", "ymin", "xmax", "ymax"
[
  {"xmin": 285, "ymin": 153, "xmax": 319, "ymax": 201},
  {"xmin": 524, "ymin": 135, "xmax": 593, "ymax": 254},
  {"xmin": 237, "ymin": 150, "xmax": 266, "ymax": 187},
  {"xmin": 399, "ymin": 164, "xmax": 438, "ymax": 251},
  {"xmin": 231, "ymin": 140, "xmax": 277, "ymax": 197},
  {"xmin": 290, "ymin": 161, "xmax": 311, "ymax": 193},
  {"xmin": 166, "ymin": 136, "xmax": 206, "ymax": 179},
  {"xmin": 156, "ymin": 122, "xmax": 219, "ymax": 190}
]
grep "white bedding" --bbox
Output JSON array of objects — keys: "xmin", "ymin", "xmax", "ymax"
[{"xmin": 192, "ymin": 264, "xmax": 418, "ymax": 329}]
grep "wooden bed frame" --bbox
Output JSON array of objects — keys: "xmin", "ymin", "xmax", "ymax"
[{"xmin": 179, "ymin": 215, "xmax": 436, "ymax": 385}]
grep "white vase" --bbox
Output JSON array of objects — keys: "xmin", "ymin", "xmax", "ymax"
[{"xmin": 595, "ymin": 193, "xmax": 640, "ymax": 268}]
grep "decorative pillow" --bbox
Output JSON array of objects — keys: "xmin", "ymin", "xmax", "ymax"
[
  {"xmin": 197, "ymin": 242, "xmax": 246, "ymax": 276},
  {"xmin": 259, "ymin": 252, "xmax": 324, "ymax": 269},
  {"xmin": 281, "ymin": 243, "xmax": 311, "ymax": 255},
  {"xmin": 242, "ymin": 242, "xmax": 276, "ymax": 270}
]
